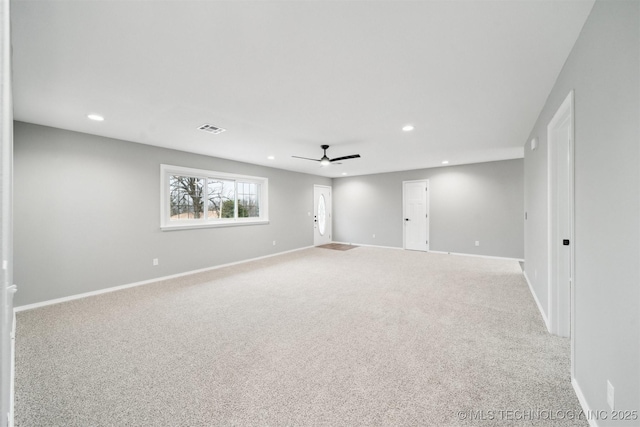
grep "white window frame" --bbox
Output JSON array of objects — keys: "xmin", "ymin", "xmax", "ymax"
[{"xmin": 160, "ymin": 164, "xmax": 269, "ymax": 231}]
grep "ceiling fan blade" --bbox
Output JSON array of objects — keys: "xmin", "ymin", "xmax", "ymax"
[
  {"xmin": 330, "ymin": 154, "xmax": 361, "ymax": 162},
  {"xmin": 292, "ymin": 156, "xmax": 321, "ymax": 162}
]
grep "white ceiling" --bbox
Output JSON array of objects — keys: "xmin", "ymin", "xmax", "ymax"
[{"xmin": 11, "ymin": 0, "xmax": 594, "ymax": 178}]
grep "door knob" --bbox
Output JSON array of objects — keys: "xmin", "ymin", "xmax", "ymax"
[{"xmin": 404, "ymin": 218, "xmax": 410, "ymax": 221}]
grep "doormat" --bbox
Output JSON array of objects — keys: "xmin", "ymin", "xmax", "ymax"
[{"xmin": 317, "ymin": 243, "xmax": 358, "ymax": 251}]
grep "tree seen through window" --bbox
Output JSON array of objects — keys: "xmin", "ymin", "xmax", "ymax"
[{"xmin": 169, "ymin": 175, "xmax": 259, "ymax": 221}]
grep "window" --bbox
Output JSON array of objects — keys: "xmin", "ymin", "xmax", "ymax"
[{"xmin": 161, "ymin": 165, "xmax": 268, "ymax": 230}]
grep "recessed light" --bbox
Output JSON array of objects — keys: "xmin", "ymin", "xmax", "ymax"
[
  {"xmin": 87, "ymin": 114, "xmax": 104, "ymax": 121},
  {"xmin": 402, "ymin": 125, "xmax": 414, "ymax": 132},
  {"xmin": 267, "ymin": 156, "xmax": 275, "ymax": 160},
  {"xmin": 341, "ymin": 172, "xmax": 348, "ymax": 176},
  {"xmin": 442, "ymin": 160, "xmax": 449, "ymax": 165}
]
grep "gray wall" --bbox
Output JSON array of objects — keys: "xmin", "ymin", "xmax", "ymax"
[
  {"xmin": 524, "ymin": 0, "xmax": 639, "ymax": 419},
  {"xmin": 333, "ymin": 159, "xmax": 524, "ymax": 259},
  {"xmin": 14, "ymin": 122, "xmax": 330, "ymax": 306}
]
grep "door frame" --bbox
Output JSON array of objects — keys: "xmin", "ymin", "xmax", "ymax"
[
  {"xmin": 313, "ymin": 185, "xmax": 332, "ymax": 246},
  {"xmin": 1, "ymin": 1, "xmax": 15, "ymax": 423},
  {"xmin": 402, "ymin": 179, "xmax": 430, "ymax": 251},
  {"xmin": 547, "ymin": 90, "xmax": 575, "ymax": 355}
]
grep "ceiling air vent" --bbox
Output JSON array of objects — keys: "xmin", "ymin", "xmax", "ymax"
[{"xmin": 198, "ymin": 124, "xmax": 226, "ymax": 134}]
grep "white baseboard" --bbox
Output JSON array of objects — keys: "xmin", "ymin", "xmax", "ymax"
[
  {"xmin": 330, "ymin": 241, "xmax": 403, "ymax": 250},
  {"xmin": 14, "ymin": 246, "xmax": 313, "ymax": 312},
  {"xmin": 330, "ymin": 244, "xmax": 525, "ymax": 261},
  {"xmin": 572, "ymin": 377, "xmax": 599, "ymax": 427},
  {"xmin": 429, "ymin": 250, "xmax": 524, "ymax": 262},
  {"xmin": 523, "ymin": 270, "xmax": 550, "ymax": 333}
]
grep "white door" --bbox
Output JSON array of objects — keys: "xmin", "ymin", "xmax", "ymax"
[
  {"xmin": 548, "ymin": 91, "xmax": 574, "ymax": 338},
  {"xmin": 403, "ymin": 180, "xmax": 429, "ymax": 251},
  {"xmin": 314, "ymin": 185, "xmax": 332, "ymax": 246}
]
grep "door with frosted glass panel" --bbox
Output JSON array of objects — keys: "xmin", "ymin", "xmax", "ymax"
[{"xmin": 313, "ymin": 185, "xmax": 331, "ymax": 246}]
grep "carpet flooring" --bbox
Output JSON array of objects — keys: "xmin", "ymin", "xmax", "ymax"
[{"xmin": 15, "ymin": 247, "xmax": 586, "ymax": 426}]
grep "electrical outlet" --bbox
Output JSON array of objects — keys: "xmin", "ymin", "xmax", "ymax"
[
  {"xmin": 534, "ymin": 269, "xmax": 537, "ymax": 279},
  {"xmin": 372, "ymin": 234, "xmax": 376, "ymax": 238},
  {"xmin": 152, "ymin": 258, "xmax": 159, "ymax": 266},
  {"xmin": 607, "ymin": 380, "xmax": 614, "ymax": 410},
  {"xmin": 475, "ymin": 241, "xmax": 480, "ymax": 246},
  {"xmin": 273, "ymin": 240, "xmax": 276, "ymax": 246}
]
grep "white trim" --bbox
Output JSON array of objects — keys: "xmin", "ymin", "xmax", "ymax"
[
  {"xmin": 161, "ymin": 164, "xmax": 265, "ymax": 181},
  {"xmin": 568, "ymin": 91, "xmax": 576, "ymax": 377},
  {"xmin": 330, "ymin": 241, "xmax": 404, "ymax": 250},
  {"xmin": 523, "ymin": 271, "xmax": 550, "ymax": 332},
  {"xmin": 14, "ymin": 246, "xmax": 313, "ymax": 312},
  {"xmin": 572, "ymin": 378, "xmax": 600, "ymax": 427},
  {"xmin": 429, "ymin": 250, "xmax": 524, "ymax": 262},
  {"xmin": 547, "ymin": 90, "xmax": 575, "ymax": 342},
  {"xmin": 161, "ymin": 219, "xmax": 269, "ymax": 231},
  {"xmin": 331, "ymin": 245, "xmax": 526, "ymax": 260}
]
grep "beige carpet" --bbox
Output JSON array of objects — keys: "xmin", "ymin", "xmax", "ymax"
[{"xmin": 14, "ymin": 247, "xmax": 586, "ymax": 426}]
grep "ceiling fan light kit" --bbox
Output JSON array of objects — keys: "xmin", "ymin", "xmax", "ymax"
[{"xmin": 293, "ymin": 144, "xmax": 361, "ymax": 167}]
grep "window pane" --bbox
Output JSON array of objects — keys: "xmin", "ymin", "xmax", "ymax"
[
  {"xmin": 207, "ymin": 179, "xmax": 235, "ymax": 219},
  {"xmin": 170, "ymin": 176, "xmax": 204, "ymax": 220},
  {"xmin": 318, "ymin": 194, "xmax": 326, "ymax": 235},
  {"xmin": 238, "ymin": 182, "xmax": 259, "ymax": 218}
]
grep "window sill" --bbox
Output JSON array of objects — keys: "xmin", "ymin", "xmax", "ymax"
[{"xmin": 161, "ymin": 219, "xmax": 269, "ymax": 231}]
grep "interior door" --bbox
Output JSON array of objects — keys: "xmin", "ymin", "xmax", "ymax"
[
  {"xmin": 548, "ymin": 91, "xmax": 573, "ymax": 338},
  {"xmin": 553, "ymin": 123, "xmax": 571, "ymax": 337},
  {"xmin": 403, "ymin": 180, "xmax": 429, "ymax": 251},
  {"xmin": 313, "ymin": 185, "xmax": 331, "ymax": 246}
]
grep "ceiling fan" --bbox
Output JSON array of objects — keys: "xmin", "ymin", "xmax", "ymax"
[{"xmin": 292, "ymin": 145, "xmax": 361, "ymax": 166}]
